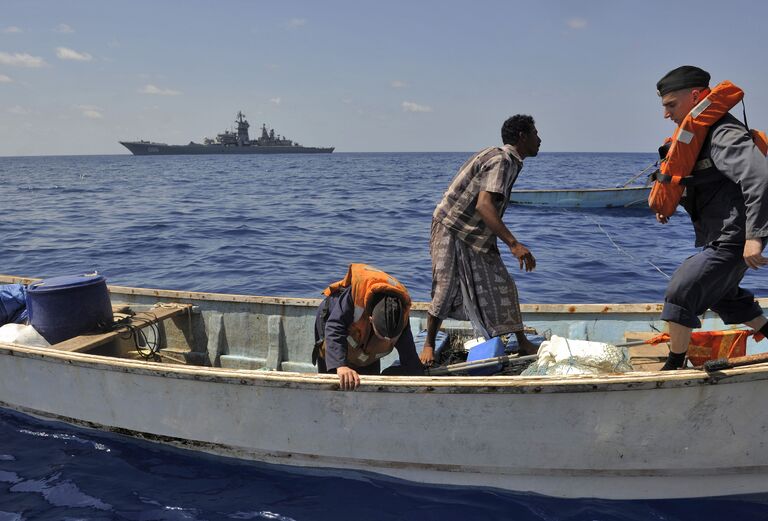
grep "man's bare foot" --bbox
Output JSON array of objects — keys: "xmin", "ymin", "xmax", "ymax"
[
  {"xmin": 517, "ymin": 338, "xmax": 539, "ymax": 356},
  {"xmin": 420, "ymin": 345, "xmax": 435, "ymax": 366}
]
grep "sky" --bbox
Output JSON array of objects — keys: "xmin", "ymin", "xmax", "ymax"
[{"xmin": 1, "ymin": 0, "xmax": 767, "ymax": 155}]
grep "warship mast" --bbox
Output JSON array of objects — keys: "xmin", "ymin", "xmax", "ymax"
[{"xmin": 236, "ymin": 111, "xmax": 250, "ymax": 146}]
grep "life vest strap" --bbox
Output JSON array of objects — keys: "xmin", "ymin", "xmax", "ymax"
[{"xmin": 656, "ymin": 158, "xmax": 721, "ymax": 187}]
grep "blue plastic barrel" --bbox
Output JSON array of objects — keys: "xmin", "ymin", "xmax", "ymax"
[{"xmin": 26, "ymin": 273, "xmax": 113, "ymax": 344}]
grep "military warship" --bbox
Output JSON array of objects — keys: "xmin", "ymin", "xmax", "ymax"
[{"xmin": 120, "ymin": 112, "xmax": 334, "ymax": 155}]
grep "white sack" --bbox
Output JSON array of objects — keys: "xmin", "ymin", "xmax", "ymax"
[
  {"xmin": 521, "ymin": 335, "xmax": 632, "ymax": 376},
  {"xmin": 0, "ymin": 323, "xmax": 50, "ymax": 348}
]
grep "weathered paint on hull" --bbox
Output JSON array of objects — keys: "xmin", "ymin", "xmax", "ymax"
[
  {"xmin": 510, "ymin": 187, "xmax": 651, "ymax": 208},
  {"xmin": 3, "ymin": 346, "xmax": 768, "ymax": 500},
  {"xmin": 119, "ymin": 141, "xmax": 334, "ymax": 155},
  {"xmin": 1, "ymin": 274, "xmax": 767, "ymax": 499}
]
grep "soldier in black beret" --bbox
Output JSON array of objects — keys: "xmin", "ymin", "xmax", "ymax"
[
  {"xmin": 657, "ymin": 66, "xmax": 712, "ymax": 127},
  {"xmin": 653, "ymin": 66, "xmax": 768, "ymax": 370}
]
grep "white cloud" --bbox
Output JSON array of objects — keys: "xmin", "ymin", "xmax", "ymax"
[
  {"xmin": 55, "ymin": 47, "xmax": 93, "ymax": 61},
  {"xmin": 2, "ymin": 26, "xmax": 22, "ymax": 34},
  {"xmin": 270, "ymin": 97, "xmax": 281, "ymax": 105},
  {"xmin": 0, "ymin": 51, "xmax": 46, "ymax": 67},
  {"xmin": 341, "ymin": 97, "xmax": 353, "ymax": 104},
  {"xmin": 0, "ymin": 74, "xmax": 12, "ymax": 83},
  {"xmin": 391, "ymin": 80, "xmax": 407, "ymax": 88},
  {"xmin": 55, "ymin": 23, "xmax": 75, "ymax": 34},
  {"xmin": 8, "ymin": 105, "xmax": 28, "ymax": 115},
  {"xmin": 139, "ymin": 84, "xmax": 182, "ymax": 96},
  {"xmin": 402, "ymin": 101, "xmax": 432, "ymax": 113},
  {"xmin": 286, "ymin": 18, "xmax": 306, "ymax": 29},
  {"xmin": 567, "ymin": 18, "xmax": 587, "ymax": 29},
  {"xmin": 78, "ymin": 105, "xmax": 103, "ymax": 119}
]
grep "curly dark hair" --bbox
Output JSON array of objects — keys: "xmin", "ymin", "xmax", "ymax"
[{"xmin": 501, "ymin": 115, "xmax": 536, "ymax": 145}]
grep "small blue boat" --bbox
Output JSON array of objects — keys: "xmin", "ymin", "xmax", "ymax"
[{"xmin": 509, "ymin": 186, "xmax": 651, "ymax": 208}]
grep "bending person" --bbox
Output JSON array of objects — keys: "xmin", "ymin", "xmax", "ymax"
[{"xmin": 313, "ymin": 263, "xmax": 424, "ymax": 390}]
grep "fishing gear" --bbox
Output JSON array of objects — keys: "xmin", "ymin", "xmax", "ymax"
[{"xmin": 426, "ymin": 353, "xmax": 538, "ymax": 376}]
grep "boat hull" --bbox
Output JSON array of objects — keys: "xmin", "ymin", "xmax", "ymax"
[
  {"xmin": 120, "ymin": 141, "xmax": 334, "ymax": 156},
  {"xmin": 1, "ymin": 275, "xmax": 767, "ymax": 500},
  {"xmin": 510, "ymin": 187, "xmax": 651, "ymax": 208},
  {"xmin": 4, "ymin": 346, "xmax": 768, "ymax": 500}
]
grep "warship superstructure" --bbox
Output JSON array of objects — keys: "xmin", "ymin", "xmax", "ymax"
[{"xmin": 120, "ymin": 112, "xmax": 334, "ymax": 155}]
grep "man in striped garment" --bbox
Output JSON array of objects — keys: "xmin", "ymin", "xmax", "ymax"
[{"xmin": 421, "ymin": 115, "xmax": 541, "ymax": 366}]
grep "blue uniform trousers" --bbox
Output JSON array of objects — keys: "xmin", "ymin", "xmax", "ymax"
[{"xmin": 661, "ymin": 242, "xmax": 763, "ymax": 328}]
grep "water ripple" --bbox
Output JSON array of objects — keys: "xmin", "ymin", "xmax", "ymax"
[
  {"xmin": 3, "ymin": 152, "xmax": 731, "ymax": 303},
  {"xmin": 2, "ymin": 152, "xmax": 768, "ymax": 519}
]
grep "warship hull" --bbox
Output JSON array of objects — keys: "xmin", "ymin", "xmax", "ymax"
[{"xmin": 120, "ymin": 141, "xmax": 334, "ymax": 156}]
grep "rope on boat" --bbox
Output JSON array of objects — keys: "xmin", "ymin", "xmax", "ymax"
[
  {"xmin": 620, "ymin": 161, "xmax": 658, "ymax": 187},
  {"xmin": 112, "ymin": 312, "xmax": 163, "ymax": 360},
  {"xmin": 584, "ymin": 214, "xmax": 671, "ymax": 280},
  {"xmin": 153, "ymin": 302, "xmax": 195, "ymax": 347},
  {"xmin": 105, "ymin": 310, "xmax": 163, "ymax": 361}
]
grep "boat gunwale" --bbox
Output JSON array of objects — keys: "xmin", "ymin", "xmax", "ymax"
[
  {"xmin": 6, "ymin": 274, "xmax": 759, "ymax": 314},
  {"xmin": 510, "ymin": 186, "xmax": 651, "ymax": 194},
  {"xmin": 2, "ymin": 341, "xmax": 767, "ymax": 394},
  {"xmin": 2, "ymin": 274, "xmax": 767, "ymax": 393}
]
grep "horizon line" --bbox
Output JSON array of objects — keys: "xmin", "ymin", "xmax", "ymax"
[{"xmin": 0, "ymin": 150, "xmax": 658, "ymax": 159}]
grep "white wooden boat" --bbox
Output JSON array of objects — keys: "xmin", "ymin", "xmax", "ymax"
[
  {"xmin": 510, "ymin": 186, "xmax": 651, "ymax": 208},
  {"xmin": 1, "ymin": 273, "xmax": 767, "ymax": 500}
]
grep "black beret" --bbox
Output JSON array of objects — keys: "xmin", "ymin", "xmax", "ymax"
[
  {"xmin": 371, "ymin": 294, "xmax": 405, "ymax": 339},
  {"xmin": 656, "ymin": 66, "xmax": 710, "ymax": 96}
]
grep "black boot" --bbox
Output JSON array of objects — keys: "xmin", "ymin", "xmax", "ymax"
[
  {"xmin": 759, "ymin": 320, "xmax": 768, "ymax": 338},
  {"xmin": 661, "ymin": 351, "xmax": 687, "ymax": 371}
]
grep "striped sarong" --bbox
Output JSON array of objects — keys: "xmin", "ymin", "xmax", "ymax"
[{"xmin": 428, "ymin": 219, "xmax": 524, "ymax": 338}]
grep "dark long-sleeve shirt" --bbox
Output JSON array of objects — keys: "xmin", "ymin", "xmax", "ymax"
[
  {"xmin": 687, "ymin": 114, "xmax": 768, "ymax": 247},
  {"xmin": 321, "ymin": 287, "xmax": 423, "ymax": 375}
]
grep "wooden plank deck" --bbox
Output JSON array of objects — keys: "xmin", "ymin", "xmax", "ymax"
[
  {"xmin": 51, "ymin": 303, "xmax": 192, "ymax": 353},
  {"xmin": 625, "ymin": 331, "xmax": 668, "ymax": 371}
]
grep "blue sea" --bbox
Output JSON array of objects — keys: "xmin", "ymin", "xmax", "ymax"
[{"xmin": 1, "ymin": 152, "xmax": 767, "ymax": 520}]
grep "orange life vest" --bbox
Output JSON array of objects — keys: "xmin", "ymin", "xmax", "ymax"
[
  {"xmin": 648, "ymin": 81, "xmax": 767, "ymax": 217},
  {"xmin": 321, "ymin": 263, "xmax": 411, "ymax": 367},
  {"xmin": 752, "ymin": 129, "xmax": 768, "ymax": 155}
]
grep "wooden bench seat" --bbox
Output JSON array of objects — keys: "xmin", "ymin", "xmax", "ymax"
[{"xmin": 51, "ymin": 303, "xmax": 193, "ymax": 353}]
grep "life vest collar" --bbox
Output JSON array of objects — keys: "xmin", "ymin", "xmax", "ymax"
[{"xmin": 649, "ymin": 81, "xmax": 766, "ymax": 217}]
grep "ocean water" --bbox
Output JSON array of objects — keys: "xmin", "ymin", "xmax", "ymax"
[
  {"xmin": 4, "ymin": 408, "xmax": 768, "ymax": 521},
  {"xmin": 1, "ymin": 152, "xmax": 765, "ymax": 302},
  {"xmin": 1, "ymin": 152, "xmax": 767, "ymax": 520}
]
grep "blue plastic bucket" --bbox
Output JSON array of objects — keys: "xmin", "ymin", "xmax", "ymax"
[
  {"xmin": 26, "ymin": 273, "xmax": 113, "ymax": 344},
  {"xmin": 466, "ymin": 336, "xmax": 505, "ymax": 375}
]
